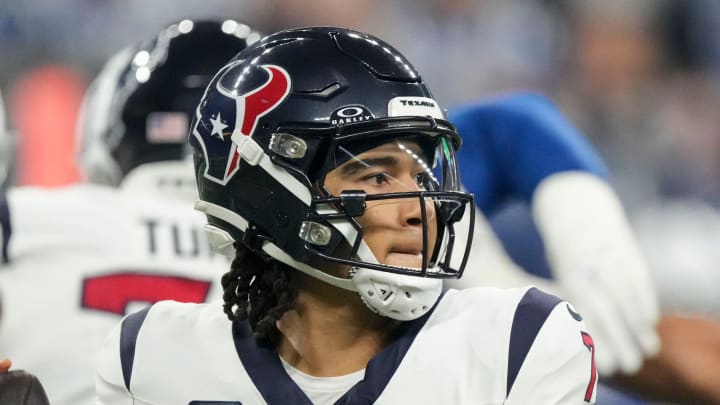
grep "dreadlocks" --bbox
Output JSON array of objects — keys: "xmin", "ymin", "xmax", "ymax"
[{"xmin": 221, "ymin": 242, "xmax": 298, "ymax": 346}]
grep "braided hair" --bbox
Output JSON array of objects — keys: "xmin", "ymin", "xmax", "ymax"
[{"xmin": 221, "ymin": 242, "xmax": 298, "ymax": 346}]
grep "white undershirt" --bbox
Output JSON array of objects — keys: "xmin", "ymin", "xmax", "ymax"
[{"xmin": 279, "ymin": 357, "xmax": 366, "ymax": 405}]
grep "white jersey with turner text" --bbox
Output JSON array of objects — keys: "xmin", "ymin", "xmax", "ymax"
[
  {"xmin": 95, "ymin": 286, "xmax": 598, "ymax": 405},
  {"xmin": 0, "ymin": 182, "xmax": 228, "ymax": 405}
]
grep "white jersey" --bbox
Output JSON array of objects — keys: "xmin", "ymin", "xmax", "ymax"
[
  {"xmin": 0, "ymin": 182, "xmax": 229, "ymax": 405},
  {"xmin": 95, "ymin": 286, "xmax": 597, "ymax": 404}
]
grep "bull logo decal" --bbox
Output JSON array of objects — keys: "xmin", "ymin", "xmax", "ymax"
[{"xmin": 192, "ymin": 63, "xmax": 291, "ymax": 185}]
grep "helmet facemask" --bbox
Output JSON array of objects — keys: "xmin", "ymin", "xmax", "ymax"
[
  {"xmin": 197, "ymin": 118, "xmax": 475, "ymax": 321},
  {"xmin": 282, "ymin": 119, "xmax": 475, "ymax": 320},
  {"xmin": 306, "ymin": 132, "xmax": 474, "ymax": 279}
]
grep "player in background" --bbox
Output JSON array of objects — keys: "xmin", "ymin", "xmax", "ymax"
[
  {"xmin": 446, "ymin": 92, "xmax": 660, "ymax": 377},
  {"xmin": 1, "ymin": 92, "xmax": 9, "ymax": 382},
  {"xmin": 0, "ymin": 19, "xmax": 260, "ymax": 405},
  {"xmin": 0, "ymin": 90, "xmax": 12, "ymax": 195},
  {"xmin": 95, "ymin": 27, "xmax": 597, "ymax": 404},
  {"xmin": 446, "ymin": 93, "xmax": 720, "ymax": 403},
  {"xmin": 2, "ymin": 91, "xmax": 51, "ymax": 405}
]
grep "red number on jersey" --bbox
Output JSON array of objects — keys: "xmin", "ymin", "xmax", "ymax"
[
  {"xmin": 82, "ymin": 272, "xmax": 212, "ymax": 315},
  {"xmin": 581, "ymin": 331, "xmax": 597, "ymax": 402}
]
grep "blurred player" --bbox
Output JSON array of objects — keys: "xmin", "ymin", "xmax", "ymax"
[
  {"xmin": 446, "ymin": 92, "xmax": 660, "ymax": 377},
  {"xmin": 95, "ymin": 27, "xmax": 597, "ymax": 404},
  {"xmin": 0, "ymin": 19, "xmax": 260, "ymax": 405},
  {"xmin": 0, "ymin": 90, "xmax": 11, "ymax": 194},
  {"xmin": 447, "ymin": 92, "xmax": 720, "ymax": 403}
]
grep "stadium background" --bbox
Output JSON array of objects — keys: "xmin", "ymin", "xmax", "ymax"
[
  {"xmin": 2, "ymin": 0, "xmax": 719, "ymax": 403},
  {"xmin": 2, "ymin": 0, "xmax": 720, "ymax": 206}
]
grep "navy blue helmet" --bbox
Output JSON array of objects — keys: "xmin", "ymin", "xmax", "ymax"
[{"xmin": 190, "ymin": 27, "xmax": 475, "ymax": 321}]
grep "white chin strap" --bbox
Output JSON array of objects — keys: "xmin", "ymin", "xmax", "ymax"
[{"xmin": 196, "ymin": 200, "xmax": 442, "ymax": 321}]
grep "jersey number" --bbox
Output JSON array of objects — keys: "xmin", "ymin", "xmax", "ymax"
[
  {"xmin": 82, "ymin": 272, "xmax": 212, "ymax": 315},
  {"xmin": 581, "ymin": 331, "xmax": 597, "ymax": 402}
]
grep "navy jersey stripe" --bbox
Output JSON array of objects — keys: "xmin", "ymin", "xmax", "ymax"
[
  {"xmin": 232, "ymin": 321, "xmax": 312, "ymax": 405},
  {"xmin": 506, "ymin": 287, "xmax": 562, "ymax": 397},
  {"xmin": 0, "ymin": 196, "xmax": 11, "ymax": 264},
  {"xmin": 231, "ymin": 290, "xmax": 447, "ymax": 405},
  {"xmin": 120, "ymin": 306, "xmax": 150, "ymax": 391},
  {"xmin": 335, "ymin": 289, "xmax": 446, "ymax": 404}
]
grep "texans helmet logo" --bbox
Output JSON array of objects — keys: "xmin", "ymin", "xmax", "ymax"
[{"xmin": 191, "ymin": 62, "xmax": 291, "ymax": 185}]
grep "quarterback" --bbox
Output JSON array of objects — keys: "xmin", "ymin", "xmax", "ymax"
[{"xmin": 95, "ymin": 27, "xmax": 597, "ymax": 404}]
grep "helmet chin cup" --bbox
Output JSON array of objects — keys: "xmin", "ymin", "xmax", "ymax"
[{"xmin": 351, "ymin": 267, "xmax": 442, "ymax": 321}]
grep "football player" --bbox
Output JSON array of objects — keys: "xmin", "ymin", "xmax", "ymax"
[
  {"xmin": 0, "ymin": 90, "xmax": 10, "ymax": 194},
  {"xmin": 445, "ymin": 92, "xmax": 660, "ymax": 377},
  {"xmin": 0, "ymin": 19, "xmax": 260, "ymax": 405},
  {"xmin": 447, "ymin": 93, "xmax": 720, "ymax": 403},
  {"xmin": 95, "ymin": 27, "xmax": 597, "ymax": 404}
]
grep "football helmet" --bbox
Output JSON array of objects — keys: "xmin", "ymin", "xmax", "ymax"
[
  {"xmin": 191, "ymin": 27, "xmax": 475, "ymax": 320},
  {"xmin": 77, "ymin": 19, "xmax": 262, "ymax": 188}
]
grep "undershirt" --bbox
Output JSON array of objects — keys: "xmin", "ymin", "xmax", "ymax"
[{"xmin": 279, "ymin": 356, "xmax": 366, "ymax": 405}]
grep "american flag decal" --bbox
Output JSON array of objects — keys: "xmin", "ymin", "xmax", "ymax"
[{"xmin": 146, "ymin": 112, "xmax": 189, "ymax": 143}]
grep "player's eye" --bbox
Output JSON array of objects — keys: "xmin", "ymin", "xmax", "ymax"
[
  {"xmin": 365, "ymin": 172, "xmax": 390, "ymax": 186},
  {"xmin": 415, "ymin": 172, "xmax": 433, "ymax": 189}
]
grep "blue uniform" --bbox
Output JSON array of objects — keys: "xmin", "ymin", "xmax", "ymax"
[
  {"xmin": 450, "ymin": 92, "xmax": 607, "ymax": 215},
  {"xmin": 449, "ymin": 92, "xmax": 609, "ymax": 279},
  {"xmin": 448, "ymin": 93, "xmax": 655, "ymax": 403}
]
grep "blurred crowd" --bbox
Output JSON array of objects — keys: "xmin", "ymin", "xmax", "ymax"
[{"xmin": 2, "ymin": 0, "xmax": 720, "ymax": 206}]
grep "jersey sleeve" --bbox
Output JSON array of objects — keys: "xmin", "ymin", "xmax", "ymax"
[
  {"xmin": 94, "ymin": 308, "xmax": 150, "ymax": 405},
  {"xmin": 448, "ymin": 92, "xmax": 608, "ymax": 214},
  {"xmin": 504, "ymin": 288, "xmax": 598, "ymax": 404}
]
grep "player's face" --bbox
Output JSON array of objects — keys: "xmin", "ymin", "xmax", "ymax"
[{"xmin": 324, "ymin": 140, "xmax": 438, "ymax": 269}]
